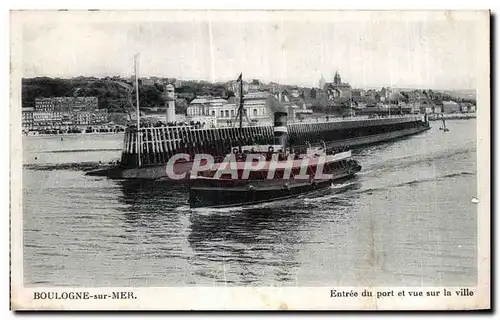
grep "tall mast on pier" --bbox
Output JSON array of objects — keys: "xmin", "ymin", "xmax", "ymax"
[
  {"xmin": 238, "ymin": 73, "xmax": 243, "ymax": 129},
  {"xmin": 134, "ymin": 54, "xmax": 141, "ymax": 167}
]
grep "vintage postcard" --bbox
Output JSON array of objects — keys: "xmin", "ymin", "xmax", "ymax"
[{"xmin": 10, "ymin": 10, "xmax": 490, "ymax": 310}]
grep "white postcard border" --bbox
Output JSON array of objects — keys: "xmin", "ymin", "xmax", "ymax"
[{"xmin": 9, "ymin": 9, "xmax": 491, "ymax": 310}]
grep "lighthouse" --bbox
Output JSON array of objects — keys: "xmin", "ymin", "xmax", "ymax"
[{"xmin": 165, "ymin": 84, "xmax": 176, "ymax": 123}]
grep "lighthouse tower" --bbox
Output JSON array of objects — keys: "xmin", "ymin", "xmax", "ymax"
[{"xmin": 165, "ymin": 84, "xmax": 176, "ymax": 123}]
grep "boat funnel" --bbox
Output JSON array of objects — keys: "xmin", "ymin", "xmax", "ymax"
[{"xmin": 274, "ymin": 111, "xmax": 288, "ymax": 147}]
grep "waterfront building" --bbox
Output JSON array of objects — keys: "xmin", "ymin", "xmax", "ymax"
[
  {"xmin": 72, "ymin": 112, "xmax": 92, "ymax": 125},
  {"xmin": 28, "ymin": 97, "xmax": 107, "ymax": 129},
  {"xmin": 186, "ymin": 96, "xmax": 227, "ymax": 127},
  {"xmin": 242, "ymin": 91, "xmax": 270, "ymax": 122},
  {"xmin": 34, "ymin": 98, "xmax": 56, "ymax": 112},
  {"xmin": 33, "ymin": 111, "xmax": 62, "ymax": 128},
  {"xmin": 186, "ymin": 92, "xmax": 271, "ymax": 127},
  {"xmin": 187, "ymin": 96, "xmax": 228, "ymax": 117},
  {"xmin": 22, "ymin": 107, "xmax": 34, "ymax": 130},
  {"xmin": 91, "ymin": 109, "xmax": 109, "ymax": 124}
]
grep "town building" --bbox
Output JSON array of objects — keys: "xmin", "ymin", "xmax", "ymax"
[
  {"xmin": 22, "ymin": 107, "xmax": 34, "ymax": 130},
  {"xmin": 380, "ymin": 87, "xmax": 392, "ymax": 102},
  {"xmin": 25, "ymin": 97, "xmax": 107, "ymax": 129},
  {"xmin": 242, "ymin": 91, "xmax": 270, "ymax": 122},
  {"xmin": 294, "ymin": 103, "xmax": 313, "ymax": 119},
  {"xmin": 186, "ymin": 91, "xmax": 271, "ymax": 127},
  {"xmin": 35, "ymin": 97, "xmax": 98, "ymax": 112},
  {"xmin": 187, "ymin": 96, "xmax": 228, "ymax": 117},
  {"xmin": 442, "ymin": 101, "xmax": 461, "ymax": 113},
  {"xmin": 365, "ymin": 89, "xmax": 379, "ymax": 101},
  {"xmin": 141, "ymin": 78, "xmax": 156, "ymax": 86},
  {"xmin": 324, "ymin": 71, "xmax": 352, "ymax": 100},
  {"xmin": 459, "ymin": 102, "xmax": 476, "ymax": 113},
  {"xmin": 140, "ymin": 76, "xmax": 168, "ymax": 86},
  {"xmin": 310, "ymin": 88, "xmax": 318, "ymax": 99},
  {"xmin": 421, "ymin": 106, "xmax": 434, "ymax": 114},
  {"xmin": 268, "ymin": 82, "xmax": 281, "ymax": 94},
  {"xmin": 318, "ymin": 75, "xmax": 326, "ymax": 91},
  {"xmin": 32, "ymin": 111, "xmax": 61, "ymax": 127},
  {"xmin": 351, "ymin": 89, "xmax": 365, "ymax": 98},
  {"xmin": 290, "ymin": 87, "xmax": 301, "ymax": 98},
  {"xmin": 249, "ymin": 79, "xmax": 262, "ymax": 92},
  {"xmin": 226, "ymin": 80, "xmax": 250, "ymax": 95}
]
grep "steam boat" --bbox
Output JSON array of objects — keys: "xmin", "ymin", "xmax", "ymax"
[
  {"xmin": 189, "ymin": 144, "xmax": 361, "ymax": 208},
  {"xmin": 189, "ymin": 111, "xmax": 362, "ymax": 208}
]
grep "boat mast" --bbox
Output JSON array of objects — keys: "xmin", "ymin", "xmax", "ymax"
[
  {"xmin": 134, "ymin": 54, "xmax": 141, "ymax": 167},
  {"xmin": 238, "ymin": 73, "xmax": 243, "ymax": 130}
]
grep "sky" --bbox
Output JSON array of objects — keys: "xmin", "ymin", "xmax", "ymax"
[{"xmin": 19, "ymin": 11, "xmax": 485, "ymax": 90}]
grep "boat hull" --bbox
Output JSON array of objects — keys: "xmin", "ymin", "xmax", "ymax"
[{"xmin": 188, "ymin": 174, "xmax": 354, "ymax": 209}]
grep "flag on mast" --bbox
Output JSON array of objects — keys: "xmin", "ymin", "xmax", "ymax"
[
  {"xmin": 134, "ymin": 53, "xmax": 141, "ymax": 167},
  {"xmin": 237, "ymin": 73, "xmax": 242, "ymax": 82}
]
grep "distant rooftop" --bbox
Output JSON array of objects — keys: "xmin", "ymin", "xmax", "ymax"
[
  {"xmin": 190, "ymin": 96, "xmax": 228, "ymax": 104},
  {"xmin": 244, "ymin": 91, "xmax": 269, "ymax": 99}
]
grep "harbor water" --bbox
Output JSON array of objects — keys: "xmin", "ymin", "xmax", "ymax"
[{"xmin": 22, "ymin": 119, "xmax": 477, "ymax": 287}]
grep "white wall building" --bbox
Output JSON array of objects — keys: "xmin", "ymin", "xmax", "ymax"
[
  {"xmin": 242, "ymin": 91, "xmax": 270, "ymax": 120},
  {"xmin": 187, "ymin": 92, "xmax": 271, "ymax": 127},
  {"xmin": 187, "ymin": 96, "xmax": 228, "ymax": 117}
]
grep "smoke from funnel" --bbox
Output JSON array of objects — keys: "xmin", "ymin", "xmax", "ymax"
[
  {"xmin": 274, "ymin": 111, "xmax": 288, "ymax": 147},
  {"xmin": 266, "ymin": 95, "xmax": 287, "ymax": 114},
  {"xmin": 265, "ymin": 94, "xmax": 288, "ymax": 147}
]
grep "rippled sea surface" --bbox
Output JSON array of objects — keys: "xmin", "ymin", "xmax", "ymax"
[{"xmin": 23, "ymin": 120, "xmax": 477, "ymax": 287}]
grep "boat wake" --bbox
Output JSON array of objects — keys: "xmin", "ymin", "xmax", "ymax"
[
  {"xmin": 355, "ymin": 170, "xmax": 475, "ymax": 195},
  {"xmin": 330, "ymin": 181, "xmax": 360, "ymax": 190},
  {"xmin": 39, "ymin": 148, "xmax": 122, "ymax": 153},
  {"xmin": 24, "ymin": 162, "xmax": 117, "ymax": 172},
  {"xmin": 189, "ymin": 205, "xmax": 245, "ymax": 216},
  {"xmin": 359, "ymin": 145, "xmax": 474, "ymax": 173}
]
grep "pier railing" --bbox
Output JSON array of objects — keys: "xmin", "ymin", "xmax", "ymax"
[{"xmin": 120, "ymin": 114, "xmax": 426, "ymax": 168}]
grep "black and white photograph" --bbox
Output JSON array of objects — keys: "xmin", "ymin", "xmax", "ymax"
[{"xmin": 10, "ymin": 10, "xmax": 490, "ymax": 310}]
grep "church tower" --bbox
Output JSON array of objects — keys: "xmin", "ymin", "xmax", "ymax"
[
  {"xmin": 334, "ymin": 70, "xmax": 341, "ymax": 85},
  {"xmin": 319, "ymin": 74, "xmax": 326, "ymax": 90}
]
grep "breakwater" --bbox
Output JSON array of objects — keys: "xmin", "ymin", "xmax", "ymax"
[
  {"xmin": 120, "ymin": 115, "xmax": 428, "ymax": 168},
  {"xmin": 428, "ymin": 113, "xmax": 476, "ymax": 121}
]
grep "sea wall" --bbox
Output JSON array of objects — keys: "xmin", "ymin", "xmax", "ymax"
[{"xmin": 120, "ymin": 115, "xmax": 426, "ymax": 168}]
